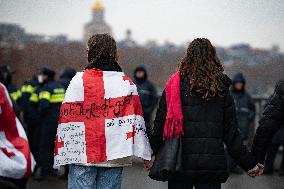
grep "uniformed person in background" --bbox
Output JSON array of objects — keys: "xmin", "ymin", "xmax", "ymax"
[
  {"xmin": 133, "ymin": 66, "xmax": 157, "ymax": 136},
  {"xmin": 20, "ymin": 75, "xmax": 41, "ymax": 164},
  {"xmin": 34, "ymin": 67, "xmax": 65, "ymax": 180},
  {"xmin": 0, "ymin": 65, "xmax": 21, "ymax": 107},
  {"xmin": 229, "ymin": 73, "xmax": 256, "ymax": 173}
]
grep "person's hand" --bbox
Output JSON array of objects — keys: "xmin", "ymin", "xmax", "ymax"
[
  {"xmin": 144, "ymin": 160, "xmax": 151, "ymax": 171},
  {"xmin": 248, "ymin": 163, "xmax": 264, "ymax": 177},
  {"xmin": 257, "ymin": 163, "xmax": 264, "ymax": 175},
  {"xmin": 144, "ymin": 156, "xmax": 155, "ymax": 171}
]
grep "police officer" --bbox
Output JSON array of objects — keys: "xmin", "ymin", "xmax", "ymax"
[
  {"xmin": 0, "ymin": 65, "xmax": 21, "ymax": 103},
  {"xmin": 34, "ymin": 67, "xmax": 65, "ymax": 180},
  {"xmin": 20, "ymin": 76, "xmax": 41, "ymax": 163}
]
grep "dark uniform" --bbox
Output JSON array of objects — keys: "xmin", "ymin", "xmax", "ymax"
[
  {"xmin": 7, "ymin": 85, "xmax": 21, "ymax": 103},
  {"xmin": 38, "ymin": 78, "xmax": 65, "ymax": 177},
  {"xmin": 20, "ymin": 77, "xmax": 41, "ymax": 162},
  {"xmin": 0, "ymin": 65, "xmax": 21, "ymax": 108}
]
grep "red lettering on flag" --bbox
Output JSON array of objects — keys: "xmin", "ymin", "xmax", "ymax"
[{"xmin": 1, "ymin": 147, "xmax": 15, "ymax": 158}]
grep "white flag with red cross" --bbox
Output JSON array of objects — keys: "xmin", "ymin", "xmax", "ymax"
[
  {"xmin": 54, "ymin": 69, "xmax": 152, "ymax": 167},
  {"xmin": 0, "ymin": 83, "xmax": 35, "ymax": 179}
]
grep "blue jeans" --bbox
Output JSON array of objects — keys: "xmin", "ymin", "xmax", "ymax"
[
  {"xmin": 68, "ymin": 165, "xmax": 123, "ymax": 189},
  {"xmin": 168, "ymin": 181, "xmax": 221, "ymax": 189}
]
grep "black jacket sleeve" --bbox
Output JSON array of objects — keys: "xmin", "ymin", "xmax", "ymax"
[
  {"xmin": 150, "ymin": 89, "xmax": 167, "ymax": 156},
  {"xmin": 252, "ymin": 81, "xmax": 284, "ymax": 163},
  {"xmin": 223, "ymin": 90, "xmax": 257, "ymax": 171},
  {"xmin": 38, "ymin": 87, "xmax": 51, "ymax": 116}
]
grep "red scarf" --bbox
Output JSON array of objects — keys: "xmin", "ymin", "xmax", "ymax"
[{"xmin": 163, "ymin": 71, "xmax": 183, "ymax": 140}]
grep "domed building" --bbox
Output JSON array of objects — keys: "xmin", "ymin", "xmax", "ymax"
[{"xmin": 83, "ymin": 0, "xmax": 112, "ymax": 42}]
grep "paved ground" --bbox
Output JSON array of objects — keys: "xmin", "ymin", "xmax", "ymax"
[{"xmin": 27, "ymin": 163, "xmax": 284, "ymax": 189}]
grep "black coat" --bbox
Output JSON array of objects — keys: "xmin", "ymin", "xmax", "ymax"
[
  {"xmin": 150, "ymin": 74, "xmax": 256, "ymax": 183},
  {"xmin": 230, "ymin": 91, "xmax": 255, "ymax": 140},
  {"xmin": 134, "ymin": 66, "xmax": 157, "ymax": 124},
  {"xmin": 135, "ymin": 80, "xmax": 157, "ymax": 122},
  {"xmin": 252, "ymin": 80, "xmax": 284, "ymax": 163}
]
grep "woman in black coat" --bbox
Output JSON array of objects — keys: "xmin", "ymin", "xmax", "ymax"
[{"xmin": 150, "ymin": 38, "xmax": 260, "ymax": 189}]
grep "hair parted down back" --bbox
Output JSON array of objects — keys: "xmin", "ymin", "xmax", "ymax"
[
  {"xmin": 85, "ymin": 34, "xmax": 117, "ymax": 69},
  {"xmin": 178, "ymin": 38, "xmax": 224, "ymax": 99}
]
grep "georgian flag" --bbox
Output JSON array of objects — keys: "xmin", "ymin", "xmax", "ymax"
[
  {"xmin": 54, "ymin": 69, "xmax": 152, "ymax": 167},
  {"xmin": 0, "ymin": 83, "xmax": 35, "ymax": 178}
]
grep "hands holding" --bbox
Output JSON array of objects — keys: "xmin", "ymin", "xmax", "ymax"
[
  {"xmin": 247, "ymin": 163, "xmax": 264, "ymax": 178},
  {"xmin": 144, "ymin": 157, "xmax": 265, "ymax": 178},
  {"xmin": 144, "ymin": 156, "xmax": 155, "ymax": 171}
]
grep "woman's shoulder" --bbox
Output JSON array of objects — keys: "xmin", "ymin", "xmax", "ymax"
[{"xmin": 220, "ymin": 74, "xmax": 232, "ymax": 89}]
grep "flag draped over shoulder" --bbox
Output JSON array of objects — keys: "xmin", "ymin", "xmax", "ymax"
[
  {"xmin": 54, "ymin": 69, "xmax": 152, "ymax": 167},
  {"xmin": 0, "ymin": 83, "xmax": 35, "ymax": 179}
]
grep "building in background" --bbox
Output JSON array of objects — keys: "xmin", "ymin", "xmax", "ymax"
[
  {"xmin": 83, "ymin": 0, "xmax": 112, "ymax": 42},
  {"xmin": 118, "ymin": 29, "xmax": 137, "ymax": 48}
]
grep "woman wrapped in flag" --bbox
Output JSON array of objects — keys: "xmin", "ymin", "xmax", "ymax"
[{"xmin": 54, "ymin": 34, "xmax": 152, "ymax": 189}]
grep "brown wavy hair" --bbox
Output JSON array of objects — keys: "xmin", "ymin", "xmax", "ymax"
[
  {"xmin": 178, "ymin": 38, "xmax": 224, "ymax": 99},
  {"xmin": 85, "ymin": 34, "xmax": 118, "ymax": 69}
]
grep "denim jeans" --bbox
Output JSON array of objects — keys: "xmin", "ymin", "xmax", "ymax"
[
  {"xmin": 168, "ymin": 181, "xmax": 221, "ymax": 189},
  {"xmin": 68, "ymin": 165, "xmax": 123, "ymax": 189}
]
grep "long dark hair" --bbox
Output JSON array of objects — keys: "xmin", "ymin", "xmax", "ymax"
[
  {"xmin": 85, "ymin": 34, "xmax": 118, "ymax": 70},
  {"xmin": 178, "ymin": 38, "xmax": 224, "ymax": 99}
]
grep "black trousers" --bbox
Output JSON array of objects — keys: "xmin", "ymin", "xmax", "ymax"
[
  {"xmin": 265, "ymin": 143, "xmax": 284, "ymax": 171},
  {"xmin": 38, "ymin": 120, "xmax": 57, "ymax": 174},
  {"xmin": 168, "ymin": 181, "xmax": 221, "ymax": 189},
  {"xmin": 26, "ymin": 121, "xmax": 40, "ymax": 163}
]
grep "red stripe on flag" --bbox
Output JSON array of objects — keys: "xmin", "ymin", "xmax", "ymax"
[{"xmin": 82, "ymin": 69, "xmax": 107, "ymax": 162}]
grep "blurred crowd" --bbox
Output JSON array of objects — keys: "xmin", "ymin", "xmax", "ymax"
[{"xmin": 0, "ymin": 63, "xmax": 283, "ymax": 186}]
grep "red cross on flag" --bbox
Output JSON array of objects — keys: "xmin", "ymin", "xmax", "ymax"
[
  {"xmin": 0, "ymin": 83, "xmax": 35, "ymax": 178},
  {"xmin": 54, "ymin": 69, "xmax": 152, "ymax": 167}
]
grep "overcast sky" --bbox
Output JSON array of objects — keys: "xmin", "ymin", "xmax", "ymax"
[{"xmin": 0, "ymin": 0, "xmax": 283, "ymax": 49}]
